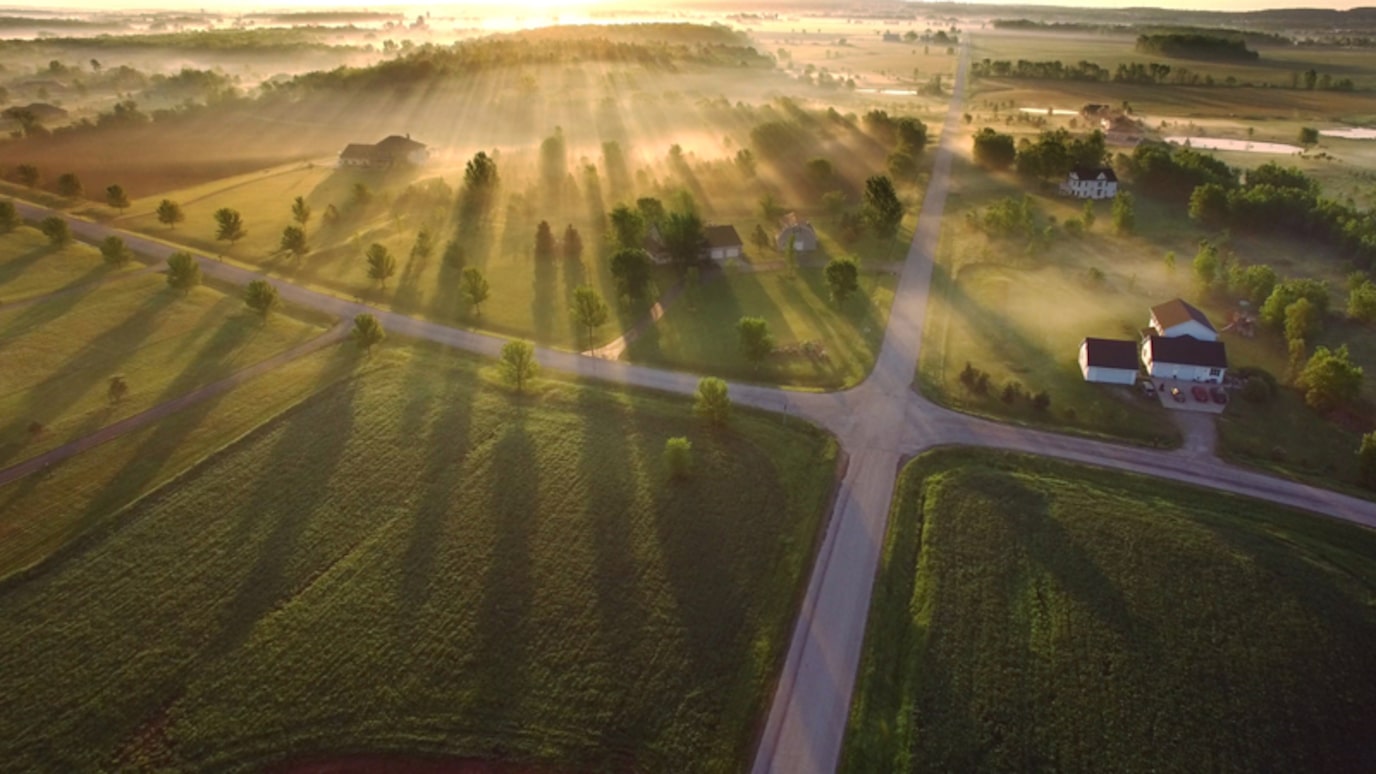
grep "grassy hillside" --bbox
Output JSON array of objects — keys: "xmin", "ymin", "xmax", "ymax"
[
  {"xmin": 0, "ymin": 345, "xmax": 837, "ymax": 772},
  {"xmin": 844, "ymin": 449, "xmax": 1376, "ymax": 773}
]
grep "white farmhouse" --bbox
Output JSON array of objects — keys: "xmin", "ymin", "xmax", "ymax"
[
  {"xmin": 1148, "ymin": 298, "xmax": 1218, "ymax": 341},
  {"xmin": 1141, "ymin": 335, "xmax": 1228, "ymax": 383},
  {"xmin": 1059, "ymin": 166, "xmax": 1119, "ymax": 200}
]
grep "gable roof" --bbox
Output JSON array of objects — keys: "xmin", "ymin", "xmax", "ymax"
[
  {"xmin": 1081, "ymin": 337, "xmax": 1139, "ymax": 370},
  {"xmin": 1146, "ymin": 334, "xmax": 1228, "ymax": 369},
  {"xmin": 375, "ymin": 134, "xmax": 426, "ymax": 154},
  {"xmin": 1070, "ymin": 165, "xmax": 1117, "ymax": 183},
  {"xmin": 340, "ymin": 143, "xmax": 386, "ymax": 161},
  {"xmin": 777, "ymin": 212, "xmax": 814, "ymax": 232},
  {"xmin": 704, "ymin": 224, "xmax": 742, "ymax": 249},
  {"xmin": 1151, "ymin": 298, "xmax": 1215, "ymax": 333}
]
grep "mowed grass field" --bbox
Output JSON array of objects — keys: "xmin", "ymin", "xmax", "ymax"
[
  {"xmin": 0, "ymin": 224, "xmax": 138, "ymax": 302},
  {"xmin": 0, "ymin": 272, "xmax": 323, "ymax": 468},
  {"xmin": 0, "ymin": 344, "xmax": 838, "ymax": 771},
  {"xmin": 843, "ymin": 449, "xmax": 1376, "ymax": 773},
  {"xmin": 629, "ymin": 267, "xmax": 897, "ymax": 389}
]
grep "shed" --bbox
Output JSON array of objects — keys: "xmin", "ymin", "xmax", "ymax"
[
  {"xmin": 776, "ymin": 213, "xmax": 818, "ymax": 252},
  {"xmin": 1079, "ymin": 338, "xmax": 1140, "ymax": 385},
  {"xmin": 703, "ymin": 225, "xmax": 743, "ymax": 261}
]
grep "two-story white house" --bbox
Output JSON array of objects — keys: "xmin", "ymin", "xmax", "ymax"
[
  {"xmin": 1140, "ymin": 298, "xmax": 1228, "ymax": 383},
  {"xmin": 1059, "ymin": 166, "xmax": 1119, "ymax": 200}
]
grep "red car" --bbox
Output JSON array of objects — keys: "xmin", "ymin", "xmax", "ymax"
[
  {"xmin": 1191, "ymin": 385, "xmax": 1210, "ymax": 402},
  {"xmin": 1210, "ymin": 387, "xmax": 1229, "ymax": 405}
]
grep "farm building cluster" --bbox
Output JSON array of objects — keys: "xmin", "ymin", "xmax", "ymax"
[{"xmin": 1080, "ymin": 298, "xmax": 1229, "ymax": 387}]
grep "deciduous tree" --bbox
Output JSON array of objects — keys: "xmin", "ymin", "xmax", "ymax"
[
  {"xmin": 411, "ymin": 227, "xmax": 433, "ymax": 260},
  {"xmin": 663, "ymin": 436, "xmax": 693, "ymax": 479},
  {"xmin": 243, "ymin": 279, "xmax": 279, "ymax": 319},
  {"xmin": 213, "ymin": 207, "xmax": 246, "ymax": 249},
  {"xmin": 366, "ymin": 243, "xmax": 396, "ymax": 287},
  {"xmin": 660, "ymin": 210, "xmax": 705, "ymax": 272},
  {"xmin": 156, "ymin": 199, "xmax": 184, "ymax": 229},
  {"xmin": 500, "ymin": 339, "xmax": 538, "ymax": 392},
  {"xmin": 825, "ymin": 257, "xmax": 860, "ymax": 303},
  {"xmin": 862, "ymin": 175, "xmax": 904, "ymax": 239},
  {"xmin": 351, "ymin": 313, "xmax": 385, "ymax": 353},
  {"xmin": 291, "ymin": 196, "xmax": 311, "ymax": 230},
  {"xmin": 534, "ymin": 220, "xmax": 556, "ymax": 260},
  {"xmin": 56, "ymin": 172, "xmax": 82, "ymax": 199},
  {"xmin": 1283, "ymin": 297, "xmax": 1319, "ymax": 343},
  {"xmin": 15, "ymin": 164, "xmax": 38, "ymax": 188},
  {"xmin": 166, "ymin": 251, "xmax": 201, "ymax": 293},
  {"xmin": 571, "ymin": 285, "xmax": 609, "ymax": 348},
  {"xmin": 694, "ymin": 377, "xmax": 731, "ymax": 424},
  {"xmin": 1298, "ymin": 344, "xmax": 1362, "ymax": 412},
  {"xmin": 105, "ymin": 184, "xmax": 130, "ymax": 213},
  {"xmin": 107, "ymin": 375, "xmax": 128, "ymax": 404},
  {"xmin": 608, "ymin": 204, "xmax": 645, "ymax": 250},
  {"xmin": 39, "ymin": 216, "xmax": 69, "ymax": 245},
  {"xmin": 737, "ymin": 316, "xmax": 774, "ymax": 367},
  {"xmin": 610, "ymin": 247, "xmax": 652, "ymax": 300},
  {"xmin": 0, "ymin": 200, "xmax": 18, "ymax": 233},
  {"xmin": 1111, "ymin": 191, "xmax": 1136, "ymax": 235},
  {"xmin": 100, "ymin": 235, "xmax": 132, "ymax": 267},
  {"xmin": 280, "ymin": 225, "xmax": 308, "ymax": 259},
  {"xmin": 460, "ymin": 266, "xmax": 490, "ymax": 317}
]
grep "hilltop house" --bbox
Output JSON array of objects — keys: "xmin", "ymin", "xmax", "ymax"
[
  {"xmin": 338, "ymin": 134, "xmax": 429, "ymax": 169},
  {"xmin": 1079, "ymin": 337, "xmax": 1140, "ymax": 385},
  {"xmin": 776, "ymin": 213, "xmax": 818, "ymax": 252},
  {"xmin": 1059, "ymin": 166, "xmax": 1118, "ymax": 200}
]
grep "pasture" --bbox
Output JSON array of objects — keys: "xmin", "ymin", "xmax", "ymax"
[
  {"xmin": 843, "ymin": 449, "xmax": 1376, "ymax": 773},
  {"xmin": 0, "ymin": 224, "xmax": 137, "ymax": 302},
  {"xmin": 0, "ymin": 343, "xmax": 838, "ymax": 772}
]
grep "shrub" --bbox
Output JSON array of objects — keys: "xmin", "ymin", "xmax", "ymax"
[
  {"xmin": 1031, "ymin": 391, "xmax": 1052, "ymax": 412},
  {"xmin": 664, "ymin": 436, "xmax": 693, "ymax": 480}
]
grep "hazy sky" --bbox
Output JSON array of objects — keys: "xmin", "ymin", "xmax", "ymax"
[{"xmin": 0, "ymin": 0, "xmax": 1363, "ymax": 12}]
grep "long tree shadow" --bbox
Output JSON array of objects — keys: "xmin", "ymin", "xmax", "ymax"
[
  {"xmin": 0, "ymin": 242, "xmax": 59, "ymax": 290},
  {"xmin": 532, "ymin": 253, "xmax": 557, "ymax": 344}
]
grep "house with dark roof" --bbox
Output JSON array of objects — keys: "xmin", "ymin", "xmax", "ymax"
[
  {"xmin": 776, "ymin": 212, "xmax": 818, "ymax": 252},
  {"xmin": 1149, "ymin": 298, "xmax": 1218, "ymax": 342},
  {"xmin": 1079, "ymin": 337, "xmax": 1140, "ymax": 385},
  {"xmin": 703, "ymin": 224, "xmax": 743, "ymax": 261},
  {"xmin": 338, "ymin": 134, "xmax": 429, "ymax": 169},
  {"xmin": 1141, "ymin": 334, "xmax": 1228, "ymax": 383},
  {"xmin": 1059, "ymin": 166, "xmax": 1118, "ymax": 200}
]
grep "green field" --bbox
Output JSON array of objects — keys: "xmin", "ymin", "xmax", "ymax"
[
  {"xmin": 0, "ymin": 224, "xmax": 137, "ymax": 303},
  {"xmin": 0, "ymin": 272, "xmax": 323, "ymax": 468},
  {"xmin": 843, "ymin": 449, "xmax": 1376, "ymax": 773},
  {"xmin": 0, "ymin": 344, "xmax": 838, "ymax": 771},
  {"xmin": 629, "ymin": 267, "xmax": 897, "ymax": 389}
]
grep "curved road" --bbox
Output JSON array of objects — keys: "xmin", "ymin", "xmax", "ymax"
[{"xmin": 7, "ymin": 40, "xmax": 1376, "ymax": 774}]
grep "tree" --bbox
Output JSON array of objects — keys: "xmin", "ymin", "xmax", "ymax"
[
  {"xmin": 562, "ymin": 224, "xmax": 583, "ymax": 261},
  {"xmin": 1358, "ymin": 432, "xmax": 1376, "ymax": 490},
  {"xmin": 608, "ymin": 204, "xmax": 646, "ymax": 250},
  {"xmin": 500, "ymin": 339, "xmax": 539, "ymax": 392},
  {"xmin": 972, "ymin": 128, "xmax": 1016, "ymax": 169},
  {"xmin": 107, "ymin": 375, "xmax": 128, "ymax": 404},
  {"xmin": 279, "ymin": 225, "xmax": 308, "ymax": 259},
  {"xmin": 737, "ymin": 316, "xmax": 774, "ymax": 367},
  {"xmin": 351, "ymin": 313, "xmax": 385, "ymax": 353},
  {"xmin": 1298, "ymin": 345, "xmax": 1362, "ymax": 412},
  {"xmin": 805, "ymin": 157, "xmax": 834, "ymax": 188},
  {"xmin": 156, "ymin": 199, "xmax": 184, "ymax": 229},
  {"xmin": 16, "ymin": 164, "xmax": 38, "ymax": 188},
  {"xmin": 862, "ymin": 175, "xmax": 904, "ymax": 239},
  {"xmin": 1111, "ymin": 192, "xmax": 1136, "ymax": 235},
  {"xmin": 1284, "ymin": 297, "xmax": 1319, "ymax": 343},
  {"xmin": 166, "ymin": 251, "xmax": 201, "ymax": 293},
  {"xmin": 636, "ymin": 197, "xmax": 666, "ymax": 227},
  {"xmin": 663, "ymin": 436, "xmax": 693, "ymax": 480},
  {"xmin": 1193, "ymin": 241, "xmax": 1220, "ymax": 290},
  {"xmin": 105, "ymin": 184, "xmax": 130, "ymax": 213},
  {"xmin": 243, "ymin": 279, "xmax": 280, "ymax": 319},
  {"xmin": 1348, "ymin": 279, "xmax": 1376, "ymax": 323},
  {"xmin": 366, "ymin": 243, "xmax": 396, "ymax": 287},
  {"xmin": 460, "ymin": 267, "xmax": 490, "ymax": 317},
  {"xmin": 1261, "ymin": 279, "xmax": 1330, "ymax": 328},
  {"xmin": 1188, "ymin": 182, "xmax": 1229, "ymax": 227},
  {"xmin": 660, "ymin": 210, "xmax": 706, "ymax": 272},
  {"xmin": 39, "ymin": 216, "xmax": 70, "ymax": 246},
  {"xmin": 291, "ymin": 196, "xmax": 312, "ymax": 230},
  {"xmin": 351, "ymin": 182, "xmax": 373, "ymax": 209},
  {"xmin": 610, "ymin": 247, "xmax": 652, "ymax": 299},
  {"xmin": 56, "ymin": 172, "xmax": 82, "ymax": 199},
  {"xmin": 825, "ymin": 257, "xmax": 859, "ymax": 303},
  {"xmin": 1297, "ymin": 126, "xmax": 1319, "ymax": 146},
  {"xmin": 1081, "ymin": 200, "xmax": 1096, "ymax": 231},
  {"xmin": 411, "ymin": 228, "xmax": 433, "ymax": 260},
  {"xmin": 694, "ymin": 377, "xmax": 731, "ymax": 425},
  {"xmin": 534, "ymin": 220, "xmax": 557, "ymax": 260},
  {"xmin": 464, "ymin": 151, "xmax": 499, "ymax": 192},
  {"xmin": 0, "ymin": 200, "xmax": 15, "ymax": 233},
  {"xmin": 100, "ymin": 235, "xmax": 132, "ymax": 267},
  {"xmin": 571, "ymin": 285, "xmax": 609, "ymax": 348},
  {"xmin": 213, "ymin": 207, "xmax": 246, "ymax": 249},
  {"xmin": 752, "ymin": 223, "xmax": 772, "ymax": 250}
]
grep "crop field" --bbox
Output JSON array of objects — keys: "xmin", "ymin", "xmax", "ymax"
[
  {"xmin": 629, "ymin": 267, "xmax": 897, "ymax": 389},
  {"xmin": 0, "ymin": 272, "xmax": 323, "ymax": 468},
  {"xmin": 843, "ymin": 449, "xmax": 1376, "ymax": 773},
  {"xmin": 0, "ymin": 224, "xmax": 138, "ymax": 302},
  {"xmin": 0, "ymin": 344, "xmax": 838, "ymax": 772}
]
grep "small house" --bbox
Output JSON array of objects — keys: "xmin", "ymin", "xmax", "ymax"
[
  {"xmin": 1079, "ymin": 338, "xmax": 1140, "ymax": 385},
  {"xmin": 776, "ymin": 213, "xmax": 818, "ymax": 252},
  {"xmin": 703, "ymin": 225, "xmax": 743, "ymax": 261},
  {"xmin": 1141, "ymin": 335, "xmax": 1228, "ymax": 383},
  {"xmin": 1149, "ymin": 298, "xmax": 1218, "ymax": 342},
  {"xmin": 1059, "ymin": 166, "xmax": 1118, "ymax": 200},
  {"xmin": 338, "ymin": 134, "xmax": 429, "ymax": 169}
]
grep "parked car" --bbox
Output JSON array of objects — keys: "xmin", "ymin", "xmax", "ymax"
[
  {"xmin": 1191, "ymin": 385, "xmax": 1210, "ymax": 402},
  {"xmin": 1210, "ymin": 387, "xmax": 1229, "ymax": 405},
  {"xmin": 1170, "ymin": 387, "xmax": 1185, "ymax": 403},
  {"xmin": 1140, "ymin": 380, "xmax": 1157, "ymax": 397}
]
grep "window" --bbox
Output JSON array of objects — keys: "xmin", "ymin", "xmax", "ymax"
[{"xmin": 1209, "ymin": 368, "xmax": 1221, "ymax": 377}]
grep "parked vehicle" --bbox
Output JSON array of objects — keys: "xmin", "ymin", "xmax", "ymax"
[
  {"xmin": 1140, "ymin": 380, "xmax": 1157, "ymax": 397},
  {"xmin": 1210, "ymin": 387, "xmax": 1229, "ymax": 405},
  {"xmin": 1170, "ymin": 387, "xmax": 1185, "ymax": 403},
  {"xmin": 1191, "ymin": 385, "xmax": 1209, "ymax": 402}
]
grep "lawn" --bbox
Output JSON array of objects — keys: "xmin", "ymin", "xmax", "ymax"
[
  {"xmin": 843, "ymin": 448, "xmax": 1376, "ymax": 773},
  {"xmin": 0, "ymin": 272, "xmax": 324, "ymax": 469},
  {"xmin": 0, "ymin": 343, "xmax": 839, "ymax": 772},
  {"xmin": 0, "ymin": 224, "xmax": 137, "ymax": 303},
  {"xmin": 627, "ymin": 267, "xmax": 897, "ymax": 389}
]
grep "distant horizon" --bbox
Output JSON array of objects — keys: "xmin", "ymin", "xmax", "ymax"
[{"xmin": 0, "ymin": 1, "xmax": 1368, "ymax": 16}]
